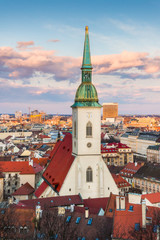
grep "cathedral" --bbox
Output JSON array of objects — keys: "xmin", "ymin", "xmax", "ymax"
[{"xmin": 35, "ymin": 26, "xmax": 118, "ymax": 199}]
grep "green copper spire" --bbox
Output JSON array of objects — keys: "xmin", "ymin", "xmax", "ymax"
[
  {"xmin": 71, "ymin": 26, "xmax": 101, "ymax": 108},
  {"xmin": 82, "ymin": 26, "xmax": 92, "ymax": 70}
]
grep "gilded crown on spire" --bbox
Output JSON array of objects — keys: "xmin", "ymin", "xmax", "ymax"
[{"xmin": 85, "ymin": 26, "xmax": 89, "ymax": 32}]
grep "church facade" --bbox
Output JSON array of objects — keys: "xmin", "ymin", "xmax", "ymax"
[{"xmin": 35, "ymin": 26, "xmax": 118, "ymax": 199}]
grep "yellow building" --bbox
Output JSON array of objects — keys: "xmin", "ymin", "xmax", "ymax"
[{"xmin": 103, "ymin": 103, "xmax": 118, "ymax": 120}]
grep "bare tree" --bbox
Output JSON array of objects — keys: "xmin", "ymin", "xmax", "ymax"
[
  {"xmin": 36, "ymin": 208, "xmax": 78, "ymax": 240},
  {"xmin": 0, "ymin": 207, "xmax": 34, "ymax": 239}
]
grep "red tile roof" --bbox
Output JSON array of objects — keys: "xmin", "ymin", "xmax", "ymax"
[
  {"xmin": 113, "ymin": 202, "xmax": 160, "ymax": 239},
  {"xmin": 32, "ymin": 157, "xmax": 48, "ymax": 167},
  {"xmin": 101, "ymin": 148, "xmax": 118, "ymax": 153},
  {"xmin": 120, "ymin": 162, "xmax": 142, "ymax": 178},
  {"xmin": 101, "ymin": 142, "xmax": 130, "ymax": 153},
  {"xmin": 32, "ymin": 162, "xmax": 44, "ymax": 174},
  {"xmin": 112, "ymin": 174, "xmax": 131, "ymax": 188},
  {"xmin": 16, "ymin": 194, "xmax": 83, "ymax": 210},
  {"xmin": 105, "ymin": 193, "xmax": 117, "ymax": 218},
  {"xmin": 34, "ymin": 181, "xmax": 48, "ymax": 198},
  {"xmin": 83, "ymin": 197, "xmax": 109, "ymax": 211},
  {"xmin": 0, "ymin": 161, "xmax": 35, "ymax": 174},
  {"xmin": 12, "ymin": 182, "xmax": 34, "ymax": 196},
  {"xmin": 142, "ymin": 192, "xmax": 160, "ymax": 204},
  {"xmin": 42, "ymin": 133, "xmax": 75, "ymax": 192}
]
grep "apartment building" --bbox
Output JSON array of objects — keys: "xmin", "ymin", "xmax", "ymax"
[
  {"xmin": 101, "ymin": 143, "xmax": 133, "ymax": 166},
  {"xmin": 133, "ymin": 163, "xmax": 160, "ymax": 193},
  {"xmin": 147, "ymin": 145, "xmax": 160, "ymax": 163}
]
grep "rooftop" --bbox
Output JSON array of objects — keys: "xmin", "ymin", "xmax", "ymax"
[
  {"xmin": 0, "ymin": 161, "xmax": 35, "ymax": 174},
  {"xmin": 42, "ymin": 133, "xmax": 75, "ymax": 192},
  {"xmin": 12, "ymin": 182, "xmax": 34, "ymax": 196}
]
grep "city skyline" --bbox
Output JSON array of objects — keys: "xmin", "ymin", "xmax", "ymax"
[{"xmin": 1, "ymin": 0, "xmax": 160, "ymax": 114}]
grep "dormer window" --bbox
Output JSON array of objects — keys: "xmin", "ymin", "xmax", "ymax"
[{"xmin": 86, "ymin": 121, "xmax": 92, "ymax": 137}]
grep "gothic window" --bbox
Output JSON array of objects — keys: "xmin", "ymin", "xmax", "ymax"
[
  {"xmin": 74, "ymin": 121, "xmax": 76, "ymax": 138},
  {"xmin": 86, "ymin": 121, "xmax": 92, "ymax": 137},
  {"xmin": 86, "ymin": 167, "xmax": 93, "ymax": 182}
]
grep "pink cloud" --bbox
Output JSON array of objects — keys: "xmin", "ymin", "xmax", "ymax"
[
  {"xmin": 48, "ymin": 39, "xmax": 60, "ymax": 43},
  {"xmin": 92, "ymin": 51, "xmax": 148, "ymax": 74},
  {"xmin": 1, "ymin": 44, "xmax": 160, "ymax": 82},
  {"xmin": 16, "ymin": 41, "xmax": 34, "ymax": 49}
]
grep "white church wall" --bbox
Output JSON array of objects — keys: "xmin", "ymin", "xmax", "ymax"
[
  {"xmin": 72, "ymin": 107, "xmax": 101, "ymax": 156},
  {"xmin": 60, "ymin": 155, "xmax": 119, "ymax": 198}
]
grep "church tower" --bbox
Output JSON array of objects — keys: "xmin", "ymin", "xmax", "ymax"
[
  {"xmin": 69, "ymin": 26, "xmax": 118, "ymax": 198},
  {"xmin": 36, "ymin": 26, "xmax": 119, "ymax": 199},
  {"xmin": 72, "ymin": 26, "xmax": 101, "ymax": 156}
]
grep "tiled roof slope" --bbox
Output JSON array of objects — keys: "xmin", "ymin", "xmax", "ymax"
[
  {"xmin": 112, "ymin": 174, "xmax": 131, "ymax": 188},
  {"xmin": 34, "ymin": 181, "xmax": 48, "ymax": 198},
  {"xmin": 83, "ymin": 197, "xmax": 109, "ymax": 211},
  {"xmin": 113, "ymin": 202, "xmax": 160, "ymax": 239},
  {"xmin": 32, "ymin": 157, "xmax": 48, "ymax": 167},
  {"xmin": 120, "ymin": 162, "xmax": 142, "ymax": 178},
  {"xmin": 142, "ymin": 192, "xmax": 160, "ymax": 204},
  {"xmin": 16, "ymin": 194, "xmax": 83, "ymax": 210},
  {"xmin": 0, "ymin": 161, "xmax": 35, "ymax": 174},
  {"xmin": 134, "ymin": 163, "xmax": 160, "ymax": 180},
  {"xmin": 42, "ymin": 133, "xmax": 75, "ymax": 192},
  {"xmin": 12, "ymin": 182, "xmax": 34, "ymax": 196}
]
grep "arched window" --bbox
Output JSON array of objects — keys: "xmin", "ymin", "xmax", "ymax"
[
  {"xmin": 86, "ymin": 167, "xmax": 93, "ymax": 182},
  {"xmin": 74, "ymin": 121, "xmax": 76, "ymax": 138},
  {"xmin": 86, "ymin": 121, "xmax": 92, "ymax": 137}
]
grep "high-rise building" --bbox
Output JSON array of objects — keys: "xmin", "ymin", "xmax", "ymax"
[{"xmin": 103, "ymin": 103, "xmax": 118, "ymax": 121}]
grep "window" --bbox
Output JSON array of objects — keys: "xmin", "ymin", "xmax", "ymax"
[
  {"xmin": 86, "ymin": 167, "xmax": 93, "ymax": 182},
  {"xmin": 86, "ymin": 121, "xmax": 92, "ymax": 137},
  {"xmin": 8, "ymin": 182, "xmax": 10, "ymax": 186},
  {"xmin": 135, "ymin": 223, "xmax": 140, "ymax": 231}
]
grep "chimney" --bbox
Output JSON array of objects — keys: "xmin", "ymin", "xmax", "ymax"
[
  {"xmin": 142, "ymin": 200, "xmax": 146, "ymax": 228},
  {"xmin": 8, "ymin": 197, "xmax": 13, "ymax": 204},
  {"xmin": 135, "ymin": 162, "xmax": 137, "ymax": 167},
  {"xmin": 36, "ymin": 204, "xmax": 42, "ymax": 220},
  {"xmin": 85, "ymin": 207, "xmax": 89, "ymax": 219},
  {"xmin": 70, "ymin": 204, "xmax": 75, "ymax": 212},
  {"xmin": 29, "ymin": 159, "xmax": 33, "ymax": 167},
  {"xmin": 120, "ymin": 197, "xmax": 125, "ymax": 210},
  {"xmin": 116, "ymin": 196, "xmax": 120, "ymax": 210}
]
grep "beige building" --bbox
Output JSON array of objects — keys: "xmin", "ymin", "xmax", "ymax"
[
  {"xmin": 120, "ymin": 132, "xmax": 160, "ymax": 156},
  {"xmin": 0, "ymin": 161, "xmax": 35, "ymax": 198},
  {"xmin": 147, "ymin": 145, "xmax": 160, "ymax": 163},
  {"xmin": 133, "ymin": 163, "xmax": 160, "ymax": 194},
  {"xmin": 103, "ymin": 103, "xmax": 118, "ymax": 121},
  {"xmin": 101, "ymin": 143, "xmax": 133, "ymax": 166}
]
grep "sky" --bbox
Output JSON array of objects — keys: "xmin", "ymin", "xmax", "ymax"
[{"xmin": 1, "ymin": 0, "xmax": 160, "ymax": 114}]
